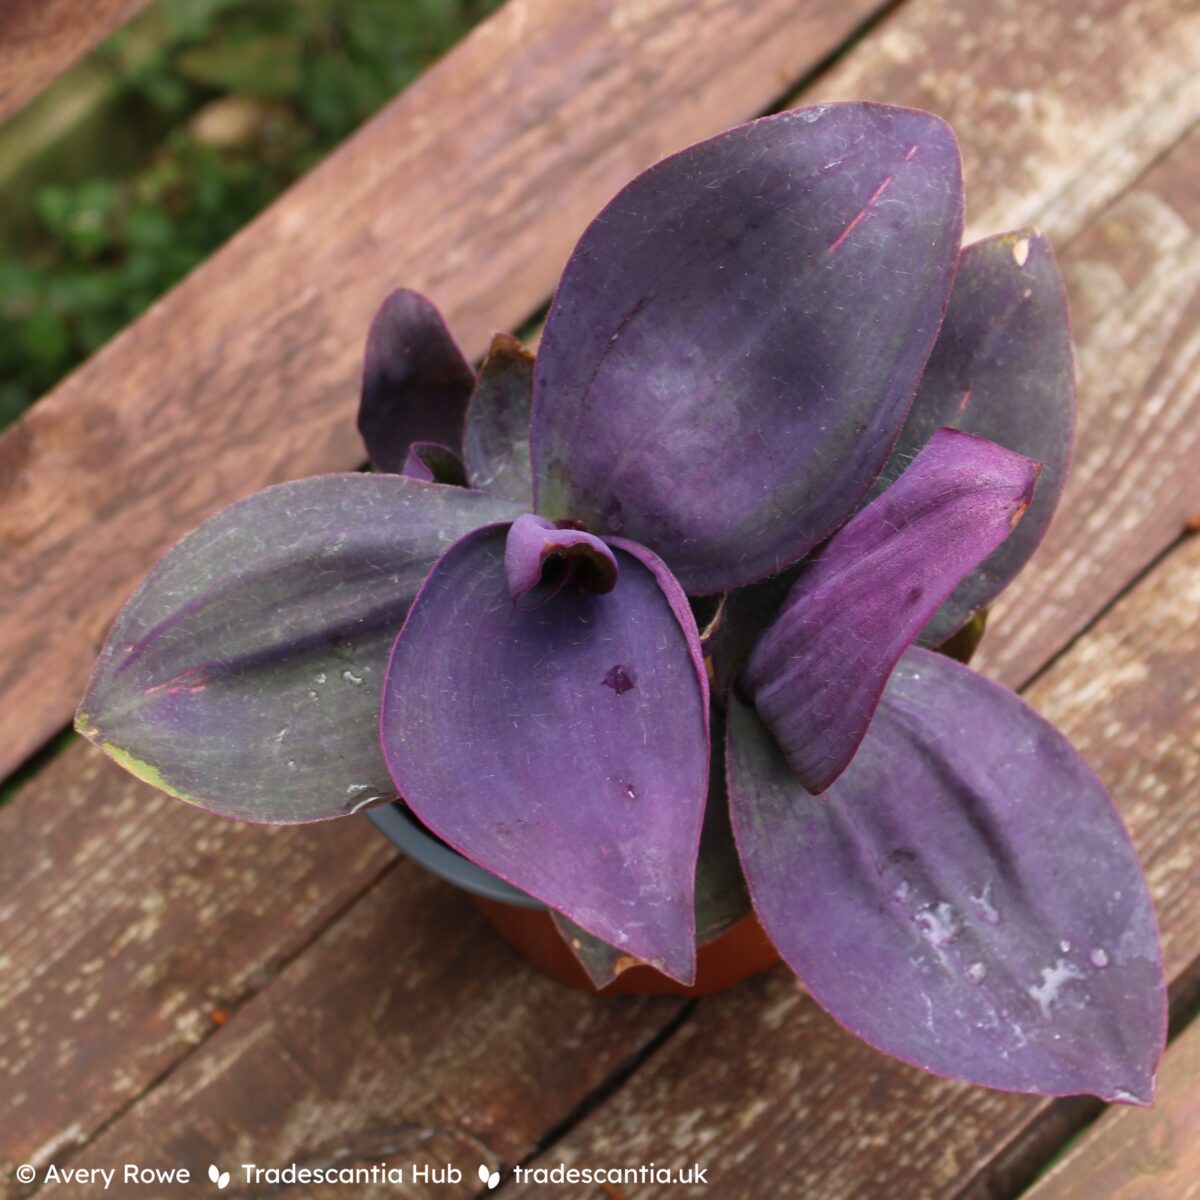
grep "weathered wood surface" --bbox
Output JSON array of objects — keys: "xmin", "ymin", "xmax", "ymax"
[
  {"xmin": 0, "ymin": 0, "xmax": 150, "ymax": 124},
  {"xmin": 0, "ymin": 0, "xmax": 889, "ymax": 781},
  {"xmin": 2, "ymin": 0, "xmax": 1198, "ymax": 1196},
  {"xmin": 31, "ymin": 865, "xmax": 687, "ymax": 1200},
  {"xmin": 1024, "ymin": 1016, "xmax": 1200, "ymax": 1200},
  {"xmin": 0, "ymin": 745, "xmax": 393, "ymax": 1184},
  {"xmin": 502, "ymin": 529, "xmax": 1200, "ymax": 1200},
  {"xmin": 803, "ymin": 0, "xmax": 1200, "ymax": 691}
]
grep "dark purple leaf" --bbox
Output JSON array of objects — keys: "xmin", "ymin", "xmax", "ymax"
[
  {"xmin": 76, "ymin": 475, "xmax": 523, "ymax": 822},
  {"xmin": 532, "ymin": 102, "xmax": 964, "ymax": 593},
  {"xmin": 555, "ymin": 709, "xmax": 750, "ymax": 987},
  {"xmin": 727, "ymin": 650, "xmax": 1165, "ymax": 1104},
  {"xmin": 402, "ymin": 442, "xmax": 468, "ymax": 486},
  {"xmin": 504, "ymin": 513, "xmax": 618, "ymax": 605},
  {"xmin": 870, "ymin": 230, "xmax": 1075, "ymax": 644},
  {"xmin": 381, "ymin": 526, "xmax": 710, "ymax": 983},
  {"xmin": 706, "ymin": 567, "xmax": 803, "ymax": 703},
  {"xmin": 358, "ymin": 289, "xmax": 475, "ymax": 473},
  {"xmin": 743, "ymin": 427, "xmax": 1040, "ymax": 793},
  {"xmin": 464, "ymin": 332, "xmax": 534, "ymax": 503}
]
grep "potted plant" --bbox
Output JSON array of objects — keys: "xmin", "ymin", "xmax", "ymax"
[{"xmin": 77, "ymin": 102, "xmax": 1166, "ymax": 1104}]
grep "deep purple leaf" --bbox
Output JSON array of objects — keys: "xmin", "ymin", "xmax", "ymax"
[
  {"xmin": 504, "ymin": 513, "xmax": 618, "ymax": 605},
  {"xmin": 464, "ymin": 332, "xmax": 534, "ymax": 503},
  {"xmin": 76, "ymin": 475, "xmax": 523, "ymax": 822},
  {"xmin": 870, "ymin": 230, "xmax": 1075, "ymax": 643},
  {"xmin": 727, "ymin": 650, "xmax": 1166, "ymax": 1104},
  {"xmin": 402, "ymin": 442, "xmax": 468, "ymax": 486},
  {"xmin": 555, "ymin": 709, "xmax": 750, "ymax": 987},
  {"xmin": 358, "ymin": 289, "xmax": 475, "ymax": 473},
  {"xmin": 381, "ymin": 525, "xmax": 710, "ymax": 983},
  {"xmin": 532, "ymin": 102, "xmax": 964, "ymax": 593},
  {"xmin": 743, "ymin": 427, "xmax": 1040, "ymax": 793}
]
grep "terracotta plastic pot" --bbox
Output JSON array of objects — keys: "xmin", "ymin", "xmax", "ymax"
[{"xmin": 367, "ymin": 802, "xmax": 780, "ymax": 996}]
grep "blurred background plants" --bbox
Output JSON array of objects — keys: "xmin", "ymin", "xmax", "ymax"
[{"xmin": 0, "ymin": 0, "xmax": 501, "ymax": 428}]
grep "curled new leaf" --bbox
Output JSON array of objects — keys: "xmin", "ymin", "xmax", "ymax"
[
  {"xmin": 727, "ymin": 650, "xmax": 1166, "ymax": 1104},
  {"xmin": 743, "ymin": 428, "xmax": 1040, "ymax": 793},
  {"xmin": 358, "ymin": 289, "xmax": 476, "ymax": 473},
  {"xmin": 381, "ymin": 525, "xmax": 709, "ymax": 983},
  {"xmin": 76, "ymin": 476, "xmax": 523, "ymax": 822},
  {"xmin": 533, "ymin": 102, "xmax": 964, "ymax": 593},
  {"xmin": 402, "ymin": 442, "xmax": 468, "ymax": 486}
]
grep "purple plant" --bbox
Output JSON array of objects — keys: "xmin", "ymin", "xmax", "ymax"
[{"xmin": 77, "ymin": 103, "xmax": 1165, "ymax": 1104}]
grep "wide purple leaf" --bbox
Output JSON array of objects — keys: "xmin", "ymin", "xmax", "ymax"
[
  {"xmin": 381, "ymin": 525, "xmax": 710, "ymax": 983},
  {"xmin": 727, "ymin": 650, "xmax": 1166, "ymax": 1104},
  {"xmin": 743, "ymin": 427, "xmax": 1040, "ymax": 793},
  {"xmin": 358, "ymin": 289, "xmax": 475, "ymax": 473},
  {"xmin": 463, "ymin": 332, "xmax": 534, "ymax": 503},
  {"xmin": 555, "ymin": 711, "xmax": 750, "ymax": 988},
  {"xmin": 76, "ymin": 475, "xmax": 523, "ymax": 822},
  {"xmin": 869, "ymin": 230, "xmax": 1075, "ymax": 644},
  {"xmin": 532, "ymin": 102, "xmax": 964, "ymax": 593}
]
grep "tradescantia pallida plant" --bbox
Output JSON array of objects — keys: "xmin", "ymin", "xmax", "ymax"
[{"xmin": 78, "ymin": 103, "xmax": 1166, "ymax": 1105}]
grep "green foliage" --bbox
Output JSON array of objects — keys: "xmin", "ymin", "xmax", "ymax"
[{"xmin": 0, "ymin": 0, "xmax": 502, "ymax": 427}]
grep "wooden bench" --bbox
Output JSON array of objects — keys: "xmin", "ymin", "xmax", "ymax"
[{"xmin": 1, "ymin": 1, "xmax": 1197, "ymax": 1195}]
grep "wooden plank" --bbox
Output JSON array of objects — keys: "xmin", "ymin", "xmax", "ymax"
[
  {"xmin": 1022, "ymin": 1016, "xmax": 1200, "ymax": 1200},
  {"xmin": 977, "ymin": 126, "xmax": 1200, "ymax": 686},
  {"xmin": 0, "ymin": 0, "xmax": 151, "ymax": 125},
  {"xmin": 0, "ymin": 745, "xmax": 394, "ymax": 1177},
  {"xmin": 798, "ymin": 0, "xmax": 1200, "ymax": 690},
  {"xmin": 22, "ymin": 860, "xmax": 686, "ymax": 1200},
  {"xmin": 0, "ymin": 0, "xmax": 888, "ymax": 781},
  {"xmin": 500, "ymin": 529, "xmax": 1200, "ymax": 1200},
  {"xmin": 808, "ymin": 0, "xmax": 1200, "ymax": 247},
  {"xmin": 4, "ymin": 0, "xmax": 1195, "ymax": 1190}
]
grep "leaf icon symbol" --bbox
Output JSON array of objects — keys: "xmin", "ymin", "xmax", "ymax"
[
  {"xmin": 208, "ymin": 1165, "xmax": 230, "ymax": 1189},
  {"xmin": 478, "ymin": 1164, "xmax": 500, "ymax": 1188}
]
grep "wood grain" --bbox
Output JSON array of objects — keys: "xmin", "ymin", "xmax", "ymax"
[
  {"xmin": 977, "ymin": 126, "xmax": 1200, "ymax": 686},
  {"xmin": 28, "ymin": 863, "xmax": 686, "ymax": 1200},
  {"xmin": 1023, "ymin": 1016, "xmax": 1200, "ymax": 1200},
  {"xmin": 0, "ymin": 745, "xmax": 394, "ymax": 1181},
  {"xmin": 791, "ymin": 0, "xmax": 1200, "ymax": 691},
  {"xmin": 0, "ymin": 0, "xmax": 887, "ymax": 780},
  {"xmin": 807, "ymin": 0, "xmax": 1200, "ymax": 247},
  {"xmin": 500, "ymin": 529, "xmax": 1200, "ymax": 1200},
  {"xmin": 0, "ymin": 0, "xmax": 150, "ymax": 124}
]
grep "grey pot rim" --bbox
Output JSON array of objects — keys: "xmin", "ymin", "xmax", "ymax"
[{"xmin": 367, "ymin": 802, "xmax": 544, "ymax": 909}]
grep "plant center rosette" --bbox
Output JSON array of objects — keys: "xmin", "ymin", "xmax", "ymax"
[{"xmin": 77, "ymin": 103, "xmax": 1166, "ymax": 1105}]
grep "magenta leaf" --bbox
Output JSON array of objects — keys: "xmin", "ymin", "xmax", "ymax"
[
  {"xmin": 357, "ymin": 289, "xmax": 475, "ymax": 473},
  {"xmin": 870, "ymin": 230, "xmax": 1075, "ymax": 643},
  {"xmin": 76, "ymin": 476, "xmax": 523, "ymax": 822},
  {"xmin": 381, "ymin": 526, "xmax": 710, "ymax": 983},
  {"xmin": 402, "ymin": 442, "xmax": 468, "ymax": 486},
  {"xmin": 532, "ymin": 102, "xmax": 964, "ymax": 593},
  {"xmin": 727, "ymin": 650, "xmax": 1166, "ymax": 1104},
  {"xmin": 464, "ymin": 333, "xmax": 534, "ymax": 503},
  {"xmin": 555, "ymin": 714, "xmax": 750, "ymax": 988},
  {"xmin": 743, "ymin": 428, "xmax": 1040, "ymax": 793}
]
